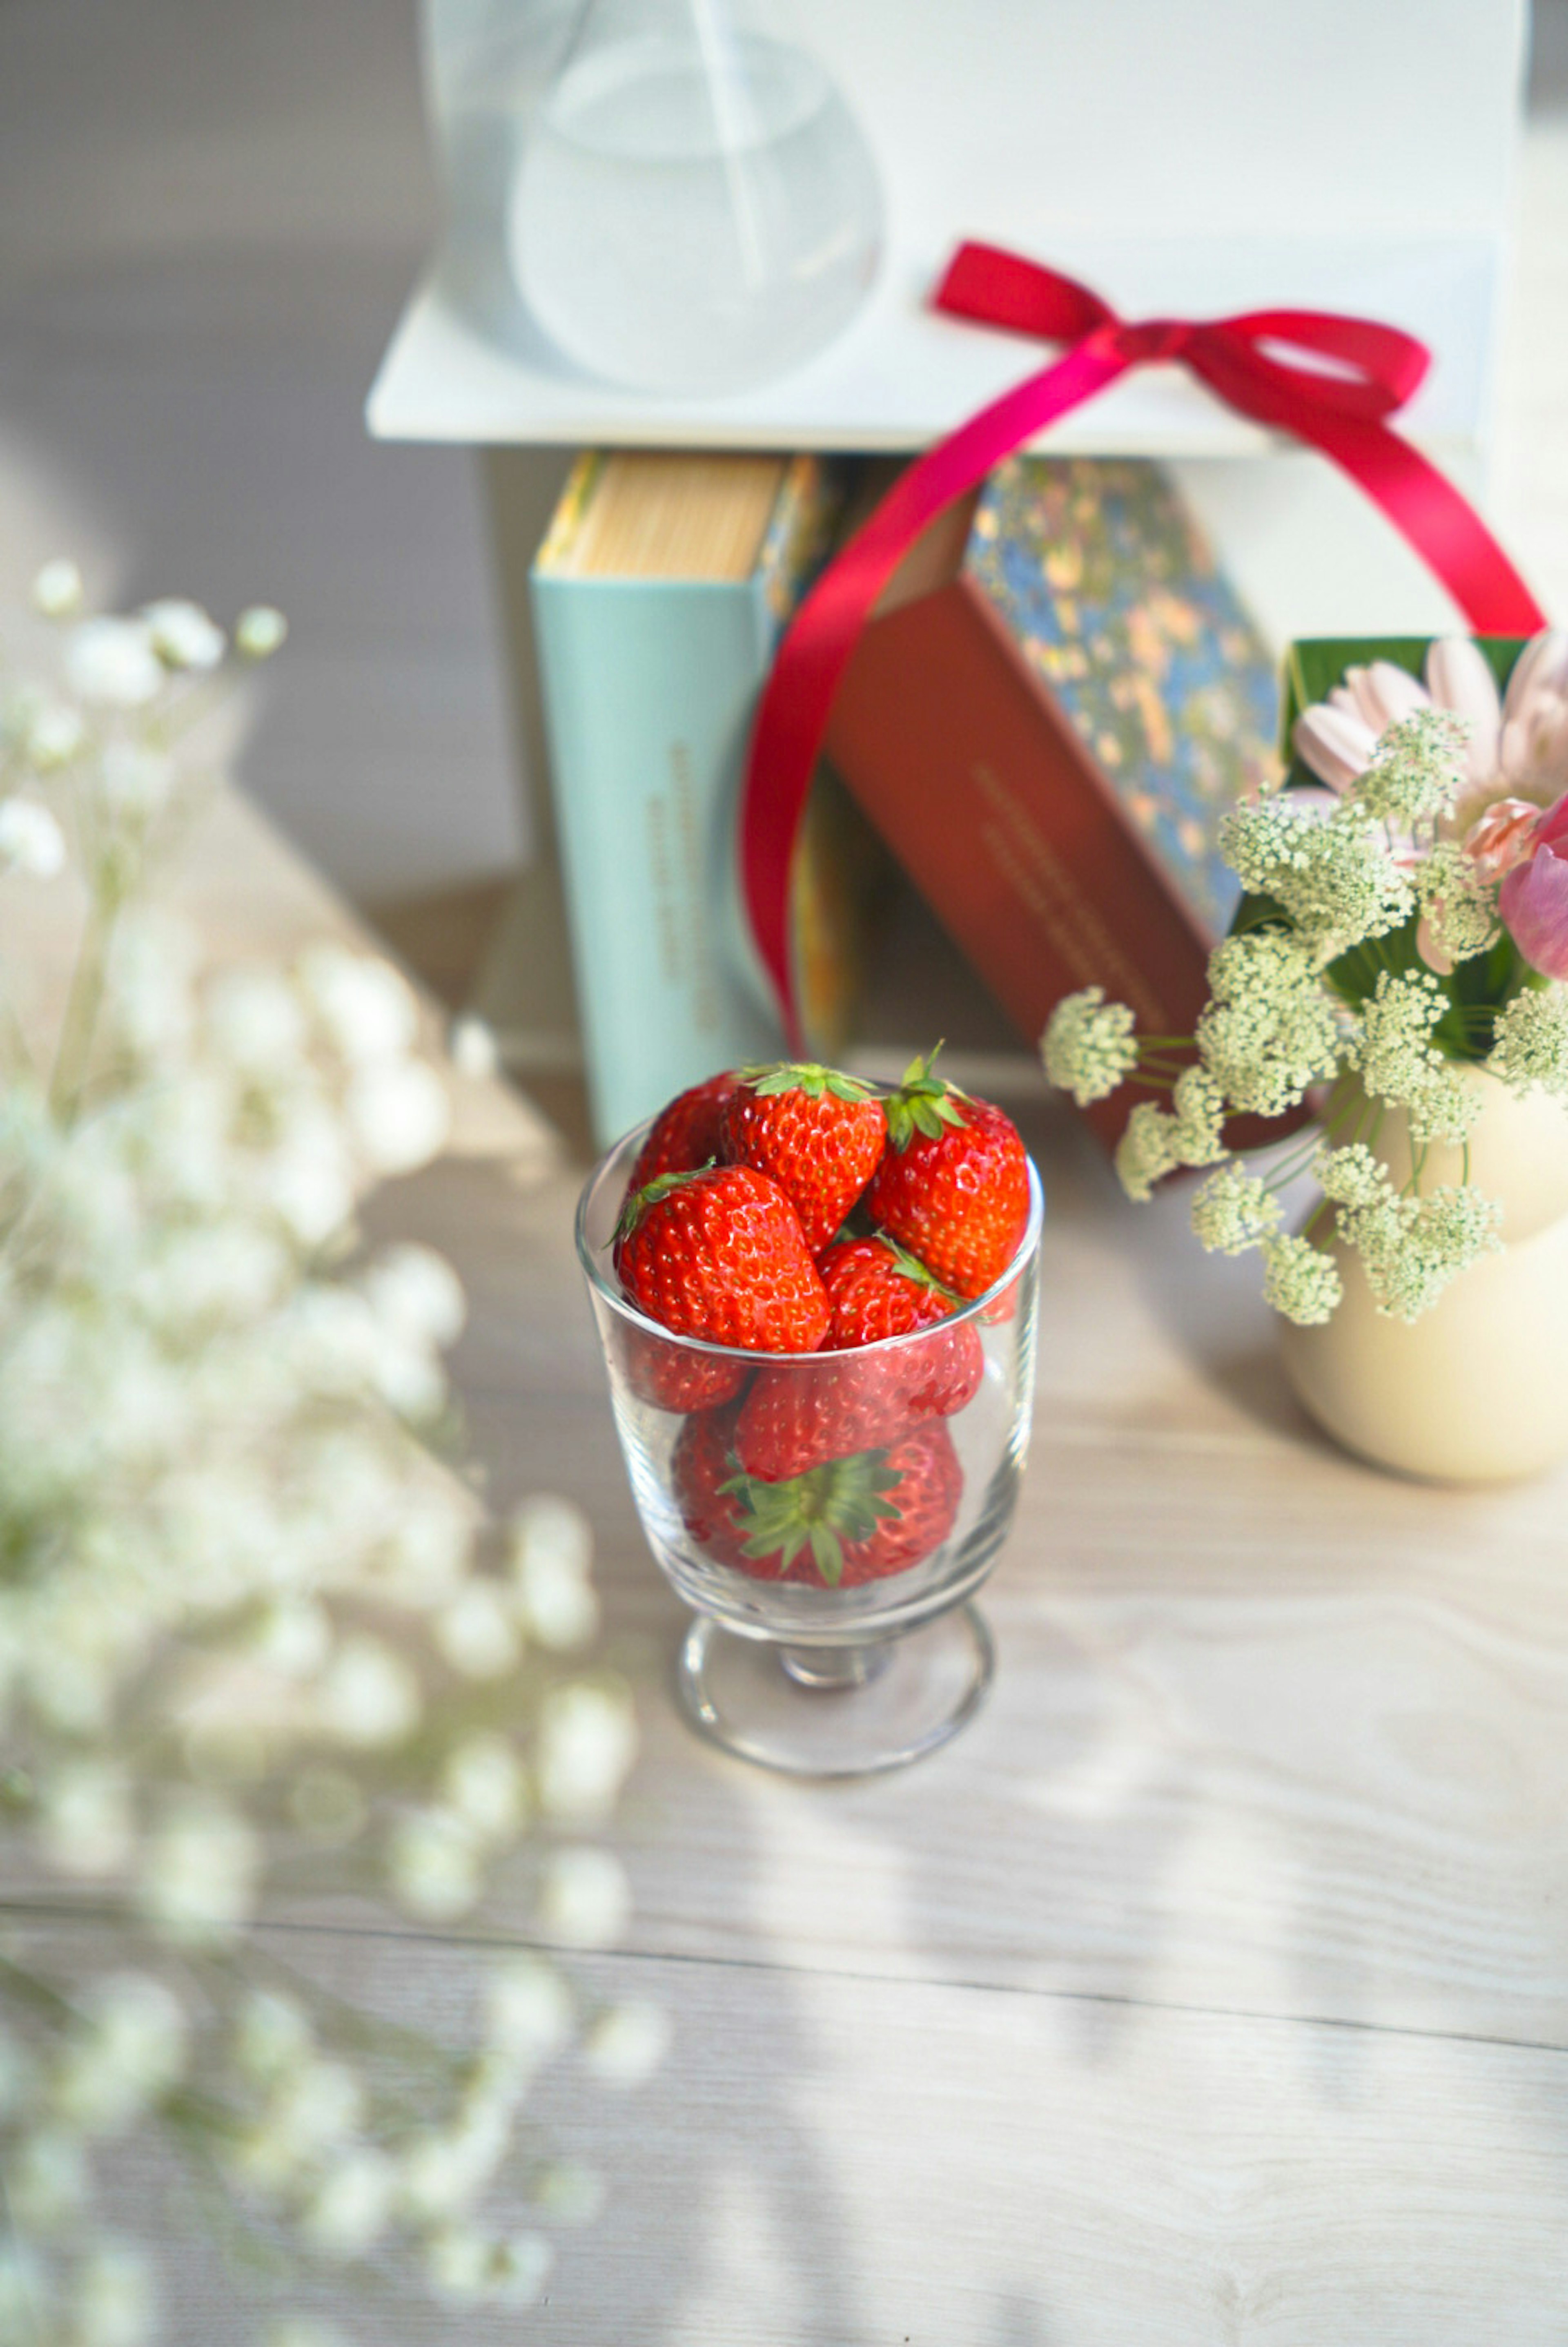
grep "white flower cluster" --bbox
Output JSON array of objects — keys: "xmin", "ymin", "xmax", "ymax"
[
  {"xmin": 1195, "ymin": 930, "xmax": 1345, "ymax": 1118},
  {"xmin": 0, "ymin": 567, "xmax": 653, "ymax": 2338},
  {"xmin": 1350, "ymin": 969, "xmax": 1478, "ymax": 1144},
  {"xmin": 1040, "ymin": 985, "xmax": 1140, "ymax": 1106},
  {"xmin": 1490, "ymin": 986, "xmax": 1568, "ymax": 1099},
  {"xmin": 1218, "ymin": 796, "xmax": 1414, "ymax": 967}
]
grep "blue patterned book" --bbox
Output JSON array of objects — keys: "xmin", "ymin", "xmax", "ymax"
[
  {"xmin": 825, "ymin": 455, "xmax": 1282, "ymax": 1142},
  {"xmin": 532, "ymin": 452, "xmax": 851, "ymax": 1144}
]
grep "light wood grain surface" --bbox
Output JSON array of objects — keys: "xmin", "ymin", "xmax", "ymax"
[{"xmin": 18, "ymin": 784, "xmax": 1568, "ymax": 2343}]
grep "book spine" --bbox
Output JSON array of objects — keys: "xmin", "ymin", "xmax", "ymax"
[
  {"xmin": 530, "ymin": 572, "xmax": 783, "ymax": 1144},
  {"xmin": 825, "ymin": 577, "xmax": 1215, "ymax": 1146}
]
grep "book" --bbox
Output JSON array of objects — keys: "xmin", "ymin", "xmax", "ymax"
[
  {"xmin": 824, "ymin": 456, "xmax": 1282, "ymax": 1143},
  {"xmin": 532, "ymin": 450, "xmax": 864, "ymax": 1145}
]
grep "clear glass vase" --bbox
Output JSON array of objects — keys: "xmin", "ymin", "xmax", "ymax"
[
  {"xmin": 509, "ymin": 0, "xmax": 884, "ymax": 393},
  {"xmin": 576, "ymin": 1124, "xmax": 1044, "ymax": 1775}
]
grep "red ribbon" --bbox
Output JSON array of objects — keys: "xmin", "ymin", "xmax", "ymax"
[{"xmin": 741, "ymin": 243, "xmax": 1548, "ymax": 1049}]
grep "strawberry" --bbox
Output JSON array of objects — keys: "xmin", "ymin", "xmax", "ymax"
[
  {"xmin": 733, "ymin": 1353, "xmax": 912, "ymax": 1481},
  {"xmin": 670, "ymin": 1402, "xmax": 753, "ymax": 1570},
  {"xmin": 739, "ymin": 1422, "xmax": 963, "ymax": 1588},
  {"xmin": 613, "ymin": 1164, "xmax": 829, "ymax": 1353},
  {"xmin": 627, "ymin": 1071, "xmax": 737, "ymax": 1195},
  {"xmin": 818, "ymin": 1234, "xmax": 958, "ymax": 1347},
  {"xmin": 675, "ymin": 1408, "xmax": 962, "ymax": 1589},
  {"xmin": 719, "ymin": 1062, "xmax": 886, "ymax": 1255},
  {"xmin": 820, "ymin": 1234, "xmax": 986, "ymax": 1414},
  {"xmin": 866, "ymin": 1049, "xmax": 1030, "ymax": 1300},
  {"xmin": 614, "ymin": 1321, "xmax": 747, "ymax": 1415}
]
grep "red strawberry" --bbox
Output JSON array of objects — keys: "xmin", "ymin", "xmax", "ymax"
[
  {"xmin": 627, "ymin": 1072, "xmax": 737, "ymax": 1194},
  {"xmin": 671, "ymin": 1403, "xmax": 752, "ymax": 1569},
  {"xmin": 818, "ymin": 1234, "xmax": 958, "ymax": 1347},
  {"xmin": 719, "ymin": 1062, "xmax": 886, "ymax": 1254},
  {"xmin": 614, "ymin": 1321, "xmax": 747, "ymax": 1415},
  {"xmin": 613, "ymin": 1164, "xmax": 829, "ymax": 1353},
  {"xmin": 723, "ymin": 1421, "xmax": 963, "ymax": 1588},
  {"xmin": 900, "ymin": 1320, "xmax": 984, "ymax": 1419},
  {"xmin": 866, "ymin": 1050, "xmax": 1030, "ymax": 1300},
  {"xmin": 733, "ymin": 1353, "xmax": 912, "ymax": 1481}
]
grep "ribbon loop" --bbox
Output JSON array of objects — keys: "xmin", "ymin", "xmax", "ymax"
[{"xmin": 741, "ymin": 242, "xmax": 1548, "ymax": 1051}]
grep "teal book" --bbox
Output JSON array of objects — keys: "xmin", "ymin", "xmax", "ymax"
[{"xmin": 531, "ymin": 451, "xmax": 855, "ymax": 1146}]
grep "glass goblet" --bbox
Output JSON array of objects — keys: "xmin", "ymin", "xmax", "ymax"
[{"xmin": 575, "ymin": 1125, "xmax": 1043, "ymax": 1776}]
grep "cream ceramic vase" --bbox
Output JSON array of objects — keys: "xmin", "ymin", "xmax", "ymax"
[{"xmin": 1278, "ymin": 1068, "xmax": 1568, "ymax": 1483}]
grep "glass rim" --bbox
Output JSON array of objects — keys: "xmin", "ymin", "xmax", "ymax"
[{"xmin": 574, "ymin": 1113, "xmax": 1045, "ymax": 1364}]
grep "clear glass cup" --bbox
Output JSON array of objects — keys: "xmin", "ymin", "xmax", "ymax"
[{"xmin": 575, "ymin": 1124, "xmax": 1044, "ymax": 1776}]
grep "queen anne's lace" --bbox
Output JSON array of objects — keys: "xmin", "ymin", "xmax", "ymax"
[
  {"xmin": 1196, "ymin": 931, "xmax": 1344, "ymax": 1116},
  {"xmin": 1490, "ymin": 986, "xmax": 1568, "ymax": 1099},
  {"xmin": 1040, "ymin": 986, "xmax": 1140, "ymax": 1105}
]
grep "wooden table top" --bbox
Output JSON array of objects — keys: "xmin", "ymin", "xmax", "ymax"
[{"xmin": 29, "ymin": 789, "xmax": 1568, "ymax": 2343}]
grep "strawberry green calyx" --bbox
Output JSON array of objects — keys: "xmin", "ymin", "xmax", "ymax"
[
  {"xmin": 612, "ymin": 1161, "xmax": 713, "ymax": 1246},
  {"xmin": 737, "ymin": 1059, "xmax": 876, "ymax": 1105},
  {"xmin": 721, "ymin": 1448, "xmax": 904, "ymax": 1588},
  {"xmin": 875, "ymin": 1231, "xmax": 962, "ymax": 1304},
  {"xmin": 883, "ymin": 1045, "xmax": 970, "ymax": 1152}
]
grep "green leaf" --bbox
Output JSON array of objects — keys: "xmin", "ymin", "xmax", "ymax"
[
  {"xmin": 612, "ymin": 1162, "xmax": 712, "ymax": 1245},
  {"xmin": 883, "ymin": 1042, "xmax": 969, "ymax": 1153},
  {"xmin": 739, "ymin": 1060, "xmax": 874, "ymax": 1104}
]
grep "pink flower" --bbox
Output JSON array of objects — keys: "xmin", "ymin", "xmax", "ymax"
[
  {"xmin": 1463, "ymin": 796, "xmax": 1546, "ymax": 881},
  {"xmin": 1500, "ymin": 791, "xmax": 1568, "ymax": 979}
]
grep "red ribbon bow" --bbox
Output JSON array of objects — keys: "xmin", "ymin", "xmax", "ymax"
[{"xmin": 741, "ymin": 242, "xmax": 1547, "ymax": 1049}]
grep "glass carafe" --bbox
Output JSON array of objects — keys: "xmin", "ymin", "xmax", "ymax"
[{"xmin": 509, "ymin": 0, "xmax": 884, "ymax": 393}]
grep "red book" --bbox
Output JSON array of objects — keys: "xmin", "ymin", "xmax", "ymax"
[{"xmin": 824, "ymin": 458, "xmax": 1281, "ymax": 1144}]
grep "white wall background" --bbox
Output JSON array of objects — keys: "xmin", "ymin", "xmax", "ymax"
[{"xmin": 0, "ymin": 0, "xmax": 1565, "ymax": 906}]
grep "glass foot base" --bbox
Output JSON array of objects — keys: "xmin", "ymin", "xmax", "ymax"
[{"xmin": 677, "ymin": 1605, "xmax": 994, "ymax": 1778}]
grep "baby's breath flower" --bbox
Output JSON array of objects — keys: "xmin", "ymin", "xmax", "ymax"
[
  {"xmin": 51, "ymin": 1974, "xmax": 187, "ymax": 2137},
  {"xmin": 361, "ymin": 1242, "xmax": 466, "ymax": 1350},
  {"xmin": 442, "ymin": 1733, "xmax": 528, "ymax": 1841},
  {"xmin": 535, "ymin": 1681, "xmax": 637, "ymax": 1826},
  {"xmin": 386, "ymin": 1806, "xmax": 484, "ymax": 1920},
  {"xmin": 316, "ymin": 1635, "xmax": 422, "ymax": 1748},
  {"xmin": 1349, "ymin": 707, "xmax": 1467, "ymax": 826},
  {"xmin": 485, "ymin": 1959, "xmax": 575, "ymax": 2065},
  {"xmin": 236, "ymin": 605, "xmax": 288, "ymax": 659},
  {"xmin": 71, "ymin": 2242, "xmax": 156, "ymax": 2347},
  {"xmin": 138, "ymin": 1798, "xmax": 260, "ymax": 1945},
  {"xmin": 26, "ymin": 701, "xmax": 87, "ymax": 769},
  {"xmin": 1218, "ymin": 799, "xmax": 1413, "ymax": 963},
  {"xmin": 1040, "ymin": 986, "xmax": 1139, "ymax": 1105},
  {"xmin": 300, "ymin": 2148, "xmax": 399, "ymax": 2261},
  {"xmin": 299, "ymin": 946, "xmax": 418, "ymax": 1062},
  {"xmin": 65, "ymin": 616, "xmax": 163, "ymax": 708},
  {"xmin": 1353, "ymin": 969, "xmax": 1479, "ymax": 1144},
  {"xmin": 1490, "ymin": 986, "xmax": 1568, "ymax": 1098},
  {"xmin": 1196, "ymin": 930, "xmax": 1344, "ymax": 1116},
  {"xmin": 538, "ymin": 1846, "xmax": 631, "ymax": 1949},
  {"xmin": 510, "ymin": 1498, "xmax": 598, "ymax": 1650},
  {"xmin": 1112, "ymin": 1100, "xmax": 1180, "ymax": 1202},
  {"xmin": 32, "ymin": 557, "xmax": 85, "ymax": 619},
  {"xmin": 142, "ymin": 599, "xmax": 225, "ymax": 672},
  {"xmin": 435, "ymin": 1580, "xmax": 523, "ymax": 1679},
  {"xmin": 580, "ymin": 2002, "xmax": 670, "ymax": 2086},
  {"xmin": 1259, "ymin": 1232, "xmax": 1343, "ymax": 1325},
  {"xmin": 1188, "ymin": 1161, "xmax": 1282, "ymax": 1256},
  {"xmin": 0, "ymin": 796, "xmax": 67, "ymax": 877}
]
